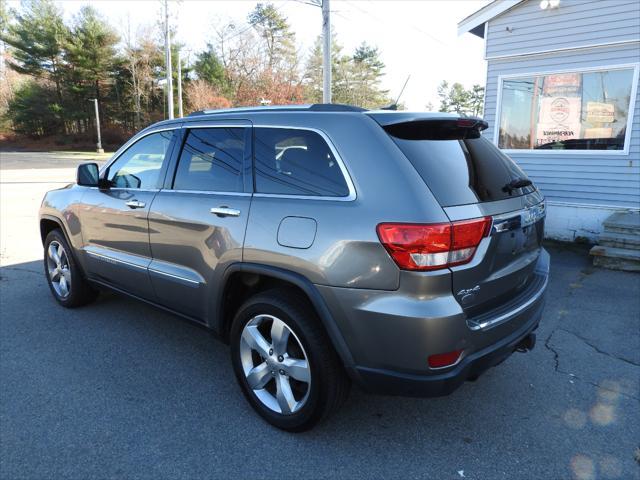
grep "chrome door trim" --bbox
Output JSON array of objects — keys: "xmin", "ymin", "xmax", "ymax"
[
  {"xmin": 184, "ymin": 122, "xmax": 252, "ymax": 129},
  {"xmin": 252, "ymin": 124, "xmax": 357, "ymax": 202},
  {"xmin": 84, "ymin": 187, "xmax": 161, "ymax": 193},
  {"xmin": 148, "ymin": 268, "xmax": 201, "ymax": 286},
  {"xmin": 164, "ymin": 189, "xmax": 252, "ymax": 197},
  {"xmin": 85, "ymin": 249, "xmax": 148, "ymax": 271}
]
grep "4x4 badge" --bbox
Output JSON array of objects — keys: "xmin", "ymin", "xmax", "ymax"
[{"xmin": 457, "ymin": 285, "xmax": 480, "ymax": 297}]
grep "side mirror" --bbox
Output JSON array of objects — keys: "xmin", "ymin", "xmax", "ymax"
[{"xmin": 76, "ymin": 163, "xmax": 99, "ymax": 187}]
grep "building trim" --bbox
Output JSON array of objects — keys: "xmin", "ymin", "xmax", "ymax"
[
  {"xmin": 457, "ymin": 0, "xmax": 524, "ymax": 37},
  {"xmin": 547, "ymin": 200, "xmax": 640, "ymax": 212},
  {"xmin": 492, "ymin": 62, "xmax": 640, "ymax": 156},
  {"xmin": 486, "ymin": 38, "xmax": 640, "ymax": 61}
]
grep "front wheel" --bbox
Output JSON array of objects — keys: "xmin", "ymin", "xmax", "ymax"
[
  {"xmin": 230, "ymin": 289, "xmax": 350, "ymax": 432},
  {"xmin": 44, "ymin": 229, "xmax": 98, "ymax": 308}
]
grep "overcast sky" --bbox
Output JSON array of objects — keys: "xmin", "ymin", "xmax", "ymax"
[{"xmin": 9, "ymin": 0, "xmax": 489, "ymax": 110}]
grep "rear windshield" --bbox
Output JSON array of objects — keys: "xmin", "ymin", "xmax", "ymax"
[{"xmin": 387, "ymin": 131, "xmax": 535, "ymax": 207}]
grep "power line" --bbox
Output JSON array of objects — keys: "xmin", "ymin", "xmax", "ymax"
[{"xmin": 346, "ymin": 0, "xmax": 447, "ymax": 46}]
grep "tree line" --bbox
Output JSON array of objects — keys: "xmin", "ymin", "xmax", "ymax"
[{"xmin": 0, "ymin": 0, "xmax": 393, "ymax": 145}]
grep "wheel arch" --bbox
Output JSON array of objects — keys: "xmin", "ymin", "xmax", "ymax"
[
  {"xmin": 40, "ymin": 215, "xmax": 71, "ymax": 246},
  {"xmin": 216, "ymin": 263, "xmax": 357, "ymax": 375}
]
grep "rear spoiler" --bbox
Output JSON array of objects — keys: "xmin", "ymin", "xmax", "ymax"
[{"xmin": 367, "ymin": 113, "xmax": 488, "ymax": 140}]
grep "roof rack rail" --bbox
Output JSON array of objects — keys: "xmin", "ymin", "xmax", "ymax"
[
  {"xmin": 187, "ymin": 103, "xmax": 367, "ymax": 117},
  {"xmin": 308, "ymin": 103, "xmax": 367, "ymax": 112}
]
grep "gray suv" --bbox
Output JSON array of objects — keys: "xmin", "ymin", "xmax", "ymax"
[{"xmin": 39, "ymin": 104, "xmax": 549, "ymax": 431}]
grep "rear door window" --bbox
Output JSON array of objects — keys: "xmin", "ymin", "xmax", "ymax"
[
  {"xmin": 173, "ymin": 128, "xmax": 245, "ymax": 192},
  {"xmin": 386, "ymin": 125, "xmax": 535, "ymax": 207},
  {"xmin": 254, "ymin": 128, "xmax": 349, "ymax": 197}
]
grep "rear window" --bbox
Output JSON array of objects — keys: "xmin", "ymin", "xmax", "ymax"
[{"xmin": 387, "ymin": 126, "xmax": 535, "ymax": 207}]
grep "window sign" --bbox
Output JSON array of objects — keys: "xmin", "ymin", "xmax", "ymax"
[{"xmin": 498, "ymin": 66, "xmax": 636, "ymax": 151}]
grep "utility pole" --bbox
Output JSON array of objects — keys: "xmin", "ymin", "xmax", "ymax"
[
  {"xmin": 88, "ymin": 99, "xmax": 103, "ymax": 153},
  {"xmin": 322, "ymin": 0, "xmax": 331, "ymax": 103},
  {"xmin": 177, "ymin": 49, "xmax": 183, "ymax": 118},
  {"xmin": 164, "ymin": 0, "xmax": 174, "ymax": 119}
]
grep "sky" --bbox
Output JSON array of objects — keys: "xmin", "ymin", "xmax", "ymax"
[{"xmin": 9, "ymin": 0, "xmax": 490, "ymax": 110}]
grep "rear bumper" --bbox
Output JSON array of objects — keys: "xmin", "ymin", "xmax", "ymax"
[
  {"xmin": 316, "ymin": 248, "xmax": 549, "ymax": 397},
  {"xmin": 354, "ymin": 299, "xmax": 543, "ymax": 396}
]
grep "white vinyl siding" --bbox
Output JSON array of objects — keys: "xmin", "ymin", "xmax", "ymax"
[
  {"xmin": 484, "ymin": 42, "xmax": 640, "ymax": 208},
  {"xmin": 486, "ymin": 0, "xmax": 640, "ymax": 59}
]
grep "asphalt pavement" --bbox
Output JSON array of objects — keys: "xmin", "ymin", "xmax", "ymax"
[{"xmin": 1, "ymin": 152, "xmax": 639, "ymax": 480}]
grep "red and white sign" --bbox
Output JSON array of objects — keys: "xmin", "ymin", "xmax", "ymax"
[{"xmin": 535, "ymin": 74, "xmax": 582, "ymax": 147}]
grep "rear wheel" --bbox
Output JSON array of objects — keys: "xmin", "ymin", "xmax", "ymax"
[
  {"xmin": 230, "ymin": 289, "xmax": 349, "ymax": 431},
  {"xmin": 44, "ymin": 229, "xmax": 98, "ymax": 307}
]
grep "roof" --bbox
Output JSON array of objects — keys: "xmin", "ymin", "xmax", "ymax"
[{"xmin": 457, "ymin": 0, "xmax": 525, "ymax": 37}]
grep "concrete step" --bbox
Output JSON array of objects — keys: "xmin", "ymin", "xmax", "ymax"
[
  {"xmin": 599, "ymin": 231, "xmax": 640, "ymax": 250},
  {"xmin": 603, "ymin": 212, "xmax": 640, "ymax": 235},
  {"xmin": 590, "ymin": 245, "xmax": 640, "ymax": 272}
]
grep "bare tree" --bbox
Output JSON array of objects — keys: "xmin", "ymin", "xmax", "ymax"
[{"xmin": 185, "ymin": 78, "xmax": 231, "ymax": 112}]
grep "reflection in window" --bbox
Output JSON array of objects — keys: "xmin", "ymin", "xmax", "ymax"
[
  {"xmin": 254, "ymin": 128, "xmax": 349, "ymax": 197},
  {"xmin": 498, "ymin": 67, "xmax": 635, "ymax": 150},
  {"xmin": 173, "ymin": 128, "xmax": 244, "ymax": 192},
  {"xmin": 109, "ymin": 131, "xmax": 173, "ymax": 189}
]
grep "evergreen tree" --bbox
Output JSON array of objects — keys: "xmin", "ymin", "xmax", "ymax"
[
  {"xmin": 194, "ymin": 43, "xmax": 227, "ymax": 92},
  {"xmin": 65, "ymin": 6, "xmax": 119, "ymax": 119},
  {"xmin": 248, "ymin": 3, "xmax": 297, "ymax": 71},
  {"xmin": 1, "ymin": 0, "xmax": 68, "ymax": 104},
  {"xmin": 350, "ymin": 42, "xmax": 389, "ymax": 108},
  {"xmin": 304, "ymin": 35, "xmax": 390, "ymax": 108},
  {"xmin": 437, "ymin": 81, "xmax": 485, "ymax": 117}
]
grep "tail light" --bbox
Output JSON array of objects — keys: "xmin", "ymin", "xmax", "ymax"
[{"xmin": 376, "ymin": 217, "xmax": 491, "ymax": 271}]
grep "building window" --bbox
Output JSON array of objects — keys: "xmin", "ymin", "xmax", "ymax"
[{"xmin": 497, "ymin": 66, "xmax": 636, "ymax": 151}]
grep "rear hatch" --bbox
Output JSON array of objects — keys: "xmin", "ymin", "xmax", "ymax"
[{"xmin": 370, "ymin": 113, "xmax": 546, "ymax": 317}]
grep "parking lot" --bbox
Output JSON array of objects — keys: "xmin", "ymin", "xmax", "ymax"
[{"xmin": 1, "ymin": 152, "xmax": 639, "ymax": 480}]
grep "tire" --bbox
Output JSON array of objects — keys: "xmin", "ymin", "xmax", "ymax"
[
  {"xmin": 230, "ymin": 288, "xmax": 350, "ymax": 432},
  {"xmin": 43, "ymin": 229, "xmax": 98, "ymax": 308}
]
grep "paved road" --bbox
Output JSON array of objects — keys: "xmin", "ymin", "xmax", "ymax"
[
  {"xmin": 0, "ymin": 151, "xmax": 111, "ymax": 170},
  {"xmin": 1, "ymin": 154, "xmax": 639, "ymax": 480}
]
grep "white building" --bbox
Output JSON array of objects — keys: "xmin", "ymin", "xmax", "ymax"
[{"xmin": 459, "ymin": 0, "xmax": 640, "ymax": 241}]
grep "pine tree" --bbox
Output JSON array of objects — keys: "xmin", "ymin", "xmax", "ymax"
[
  {"xmin": 194, "ymin": 43, "xmax": 227, "ymax": 93},
  {"xmin": 1, "ymin": 0, "xmax": 68, "ymax": 105},
  {"xmin": 64, "ymin": 6, "xmax": 119, "ymax": 124}
]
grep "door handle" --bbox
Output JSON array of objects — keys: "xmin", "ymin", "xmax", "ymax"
[
  {"xmin": 125, "ymin": 200, "xmax": 146, "ymax": 209},
  {"xmin": 210, "ymin": 206, "xmax": 241, "ymax": 217}
]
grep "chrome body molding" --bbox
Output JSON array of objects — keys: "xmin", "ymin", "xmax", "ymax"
[
  {"xmin": 85, "ymin": 247, "xmax": 203, "ymax": 287},
  {"xmin": 466, "ymin": 274, "xmax": 548, "ymax": 332},
  {"xmin": 491, "ymin": 201, "xmax": 546, "ymax": 235}
]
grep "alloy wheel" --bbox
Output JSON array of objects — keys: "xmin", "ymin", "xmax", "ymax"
[
  {"xmin": 46, "ymin": 240, "xmax": 72, "ymax": 298},
  {"xmin": 239, "ymin": 314, "xmax": 311, "ymax": 415}
]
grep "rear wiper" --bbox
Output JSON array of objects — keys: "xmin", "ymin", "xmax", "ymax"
[{"xmin": 502, "ymin": 178, "xmax": 532, "ymax": 194}]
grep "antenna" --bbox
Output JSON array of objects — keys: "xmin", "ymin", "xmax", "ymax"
[
  {"xmin": 381, "ymin": 75, "xmax": 411, "ymax": 110},
  {"xmin": 395, "ymin": 75, "xmax": 411, "ymax": 107}
]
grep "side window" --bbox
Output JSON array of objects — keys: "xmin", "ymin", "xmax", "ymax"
[
  {"xmin": 108, "ymin": 131, "xmax": 173, "ymax": 189},
  {"xmin": 254, "ymin": 128, "xmax": 350, "ymax": 197},
  {"xmin": 173, "ymin": 128, "xmax": 245, "ymax": 192}
]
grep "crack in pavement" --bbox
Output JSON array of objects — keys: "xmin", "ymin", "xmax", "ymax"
[
  {"xmin": 541, "ymin": 265, "xmax": 640, "ymax": 402},
  {"xmin": 544, "ymin": 327, "xmax": 640, "ymax": 402},
  {"xmin": 558, "ymin": 327, "xmax": 640, "ymax": 368}
]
